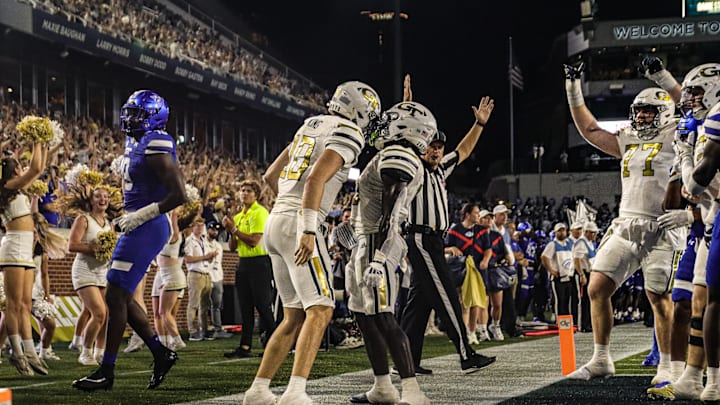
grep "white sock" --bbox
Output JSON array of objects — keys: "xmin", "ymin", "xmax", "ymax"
[
  {"xmin": 174, "ymin": 335, "xmax": 184, "ymax": 344},
  {"xmin": 93, "ymin": 348, "xmax": 104, "ymax": 359},
  {"xmin": 285, "ymin": 375, "xmax": 307, "ymax": 394},
  {"xmin": 591, "ymin": 343, "xmax": 609, "ymax": 363},
  {"xmin": 678, "ymin": 365, "xmax": 704, "ymax": 385},
  {"xmin": 492, "ymin": 320, "xmax": 500, "ymax": 327},
  {"xmin": 373, "ymin": 374, "xmax": 393, "ymax": 391},
  {"xmin": 479, "ymin": 324, "xmax": 488, "ymax": 333},
  {"xmin": 670, "ymin": 360, "xmax": 685, "ymax": 382},
  {"xmin": 81, "ymin": 346, "xmax": 93, "ymax": 357},
  {"xmin": 9, "ymin": 335, "xmax": 23, "ymax": 355},
  {"xmin": 401, "ymin": 376, "xmax": 420, "ymax": 395},
  {"xmin": 250, "ymin": 377, "xmax": 271, "ymax": 391},
  {"xmin": 658, "ymin": 352, "xmax": 671, "ymax": 373},
  {"xmin": 23, "ymin": 339, "xmax": 38, "ymax": 358},
  {"xmin": 708, "ymin": 367, "xmax": 720, "ymax": 386}
]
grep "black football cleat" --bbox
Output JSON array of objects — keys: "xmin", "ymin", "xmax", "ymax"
[
  {"xmin": 461, "ymin": 352, "xmax": 496, "ymax": 374},
  {"xmin": 148, "ymin": 347, "xmax": 178, "ymax": 389},
  {"xmin": 72, "ymin": 367, "xmax": 115, "ymax": 391}
]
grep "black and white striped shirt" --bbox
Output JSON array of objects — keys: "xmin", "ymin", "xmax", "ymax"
[{"xmin": 408, "ymin": 151, "xmax": 460, "ymax": 231}]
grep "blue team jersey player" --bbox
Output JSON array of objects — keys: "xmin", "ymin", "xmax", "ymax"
[{"xmin": 73, "ymin": 90, "xmax": 187, "ymax": 392}]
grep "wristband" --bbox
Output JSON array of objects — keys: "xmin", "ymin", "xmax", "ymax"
[
  {"xmin": 648, "ymin": 69, "xmax": 677, "ymax": 92},
  {"xmin": 302, "ymin": 230, "xmax": 316, "ymax": 236},
  {"xmin": 474, "ymin": 120, "xmax": 485, "ymax": 128},
  {"xmin": 565, "ymin": 79, "xmax": 585, "ymax": 108},
  {"xmin": 302, "ymin": 208, "xmax": 318, "ymax": 233},
  {"xmin": 681, "ymin": 157, "xmax": 696, "ymax": 194},
  {"xmin": 371, "ymin": 249, "xmax": 387, "ymax": 265}
]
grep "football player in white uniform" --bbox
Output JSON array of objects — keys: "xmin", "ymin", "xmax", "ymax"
[
  {"xmin": 679, "ymin": 65, "xmax": 720, "ymax": 401},
  {"xmin": 347, "ymin": 101, "xmax": 436, "ymax": 405},
  {"xmin": 563, "ymin": 63, "xmax": 677, "ymax": 382},
  {"xmin": 242, "ymin": 81, "xmax": 381, "ymax": 405},
  {"xmin": 648, "ymin": 62, "xmax": 720, "ymax": 400}
]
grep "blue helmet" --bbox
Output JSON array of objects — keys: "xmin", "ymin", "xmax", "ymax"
[
  {"xmin": 535, "ymin": 230, "xmax": 546, "ymax": 239},
  {"xmin": 517, "ymin": 221, "xmax": 532, "ymax": 232},
  {"xmin": 120, "ymin": 90, "xmax": 169, "ymax": 135}
]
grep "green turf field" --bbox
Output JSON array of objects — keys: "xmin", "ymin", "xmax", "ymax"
[
  {"xmin": 2, "ymin": 333, "xmax": 540, "ymax": 404},
  {"xmin": 614, "ymin": 349, "xmax": 656, "ymax": 376}
]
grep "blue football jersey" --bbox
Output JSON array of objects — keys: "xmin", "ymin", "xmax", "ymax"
[{"xmin": 121, "ymin": 130, "xmax": 177, "ymax": 211}]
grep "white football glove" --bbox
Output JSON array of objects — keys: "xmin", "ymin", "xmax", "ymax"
[
  {"xmin": 673, "ymin": 140, "xmax": 694, "ymax": 164},
  {"xmin": 657, "ymin": 209, "xmax": 694, "ymax": 230},
  {"xmin": 116, "ymin": 202, "xmax": 160, "ymax": 233},
  {"xmin": 363, "ymin": 261, "xmax": 385, "ymax": 288}
]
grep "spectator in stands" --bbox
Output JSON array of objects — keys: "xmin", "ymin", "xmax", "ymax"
[
  {"xmin": 38, "ymin": 168, "xmax": 60, "ymax": 227},
  {"xmin": 223, "ymin": 179, "xmax": 275, "ymax": 358}
]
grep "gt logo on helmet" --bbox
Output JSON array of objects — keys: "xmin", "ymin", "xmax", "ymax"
[
  {"xmin": 700, "ymin": 66, "xmax": 720, "ymax": 77},
  {"xmin": 396, "ymin": 102, "xmax": 428, "ymax": 117}
]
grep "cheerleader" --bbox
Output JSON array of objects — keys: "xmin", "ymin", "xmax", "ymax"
[
  {"xmin": 152, "ymin": 209, "xmax": 189, "ymax": 351},
  {"xmin": 0, "ymin": 140, "xmax": 49, "ymax": 376},
  {"xmin": 59, "ymin": 170, "xmax": 122, "ymax": 366}
]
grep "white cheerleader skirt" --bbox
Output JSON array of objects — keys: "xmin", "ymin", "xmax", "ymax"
[{"xmin": 0, "ymin": 231, "xmax": 36, "ymax": 269}]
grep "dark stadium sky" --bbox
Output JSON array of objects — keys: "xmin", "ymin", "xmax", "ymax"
[{"xmin": 220, "ymin": 0, "xmax": 680, "ymax": 173}]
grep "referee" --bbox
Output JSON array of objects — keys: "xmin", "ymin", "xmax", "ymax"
[{"xmin": 400, "ymin": 90, "xmax": 497, "ymax": 374}]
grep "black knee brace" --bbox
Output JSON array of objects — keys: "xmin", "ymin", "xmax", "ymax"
[
  {"xmin": 691, "ymin": 317, "xmax": 703, "ymax": 331},
  {"xmin": 689, "ymin": 316, "xmax": 704, "ymax": 347}
]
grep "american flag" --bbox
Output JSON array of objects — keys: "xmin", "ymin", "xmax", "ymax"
[{"xmin": 509, "ymin": 60, "xmax": 524, "ymax": 91}]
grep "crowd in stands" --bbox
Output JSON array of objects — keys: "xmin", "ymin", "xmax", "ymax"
[
  {"xmin": 444, "ymin": 194, "xmax": 617, "ymax": 238},
  {"xmin": 23, "ymin": 0, "xmax": 328, "ymax": 109}
]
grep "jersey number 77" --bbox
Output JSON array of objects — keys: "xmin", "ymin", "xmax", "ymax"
[{"xmin": 622, "ymin": 143, "xmax": 662, "ymax": 177}]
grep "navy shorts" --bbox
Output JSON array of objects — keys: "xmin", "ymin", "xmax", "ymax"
[
  {"xmin": 107, "ymin": 214, "xmax": 170, "ymax": 292},
  {"xmin": 672, "ymin": 221, "xmax": 703, "ymax": 302}
]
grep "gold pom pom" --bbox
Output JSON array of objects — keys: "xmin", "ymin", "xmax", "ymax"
[
  {"xmin": 94, "ymin": 230, "xmax": 118, "ymax": 263},
  {"xmin": 79, "ymin": 170, "xmax": 104, "ymax": 187},
  {"xmin": 16, "ymin": 115, "xmax": 53, "ymax": 144},
  {"xmin": 26, "ymin": 180, "xmax": 49, "ymax": 197},
  {"xmin": 177, "ymin": 200, "xmax": 201, "ymax": 226}
]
